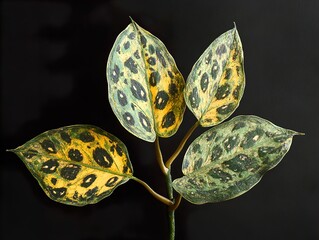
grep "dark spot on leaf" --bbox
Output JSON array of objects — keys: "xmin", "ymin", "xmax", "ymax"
[
  {"xmin": 232, "ymin": 48, "xmax": 239, "ymax": 60},
  {"xmin": 86, "ymin": 186, "xmax": 98, "ymax": 199},
  {"xmin": 147, "ymin": 57, "xmax": 156, "ymax": 65},
  {"xmin": 123, "ymin": 112, "xmax": 135, "ymax": 125},
  {"xmin": 73, "ymin": 191, "xmax": 79, "ymax": 199},
  {"xmin": 272, "ymin": 134, "xmax": 289, "ymax": 143},
  {"xmin": 211, "ymin": 145, "xmax": 223, "ymax": 161},
  {"xmin": 148, "ymin": 44, "xmax": 155, "ymax": 54},
  {"xmin": 224, "ymin": 154, "xmax": 258, "ymax": 172},
  {"xmin": 205, "ymin": 50, "xmax": 212, "ymax": 64},
  {"xmin": 162, "ymin": 111, "xmax": 175, "ymax": 128},
  {"xmin": 110, "ymin": 145, "xmax": 115, "ymax": 153},
  {"xmin": 134, "ymin": 50, "xmax": 140, "ymax": 59},
  {"xmin": 115, "ymin": 145, "xmax": 123, "ymax": 156},
  {"xmin": 233, "ymin": 85, "xmax": 241, "ymax": 100},
  {"xmin": 192, "ymin": 144, "xmax": 201, "ymax": 153},
  {"xmin": 41, "ymin": 139, "xmax": 57, "ymax": 153},
  {"xmin": 138, "ymin": 112, "xmax": 152, "ymax": 132},
  {"xmin": 211, "ymin": 60, "xmax": 220, "ymax": 80},
  {"xmin": 189, "ymin": 87, "xmax": 200, "ymax": 109},
  {"xmin": 51, "ymin": 178, "xmax": 57, "ymax": 185},
  {"xmin": 123, "ymin": 165, "xmax": 129, "ymax": 173},
  {"xmin": 79, "ymin": 131, "xmax": 95, "ymax": 142},
  {"xmin": 131, "ymin": 79, "xmax": 147, "ymax": 101},
  {"xmin": 215, "ymin": 83, "xmax": 231, "ymax": 100},
  {"xmin": 140, "ymin": 35, "xmax": 147, "ymax": 47},
  {"xmin": 68, "ymin": 149, "xmax": 83, "ymax": 162},
  {"xmin": 232, "ymin": 122, "xmax": 246, "ymax": 131},
  {"xmin": 216, "ymin": 44, "xmax": 227, "ymax": 56},
  {"xmin": 224, "ymin": 68, "xmax": 232, "ymax": 80},
  {"xmin": 223, "ymin": 135, "xmax": 239, "ymax": 152},
  {"xmin": 216, "ymin": 103, "xmax": 236, "ymax": 115},
  {"xmin": 194, "ymin": 158, "xmax": 203, "ymax": 171},
  {"xmin": 149, "ymin": 71, "xmax": 161, "ymax": 86},
  {"xmin": 206, "ymin": 131, "xmax": 217, "ymax": 141},
  {"xmin": 156, "ymin": 48, "xmax": 167, "ymax": 67},
  {"xmin": 48, "ymin": 187, "xmax": 66, "ymax": 198},
  {"xmin": 81, "ymin": 174, "xmax": 97, "ymax": 188},
  {"xmin": 236, "ymin": 66, "xmax": 241, "ymax": 77},
  {"xmin": 22, "ymin": 149, "xmax": 38, "ymax": 159},
  {"xmin": 93, "ymin": 147, "xmax": 113, "ymax": 168},
  {"xmin": 60, "ymin": 164, "xmax": 81, "ymax": 180},
  {"xmin": 117, "ymin": 90, "xmax": 128, "ymax": 106},
  {"xmin": 155, "ymin": 91, "xmax": 169, "ymax": 110},
  {"xmin": 105, "ymin": 176, "xmax": 119, "ymax": 187},
  {"xmin": 116, "ymin": 45, "xmax": 121, "ymax": 54},
  {"xmin": 169, "ymin": 83, "xmax": 178, "ymax": 95},
  {"xmin": 208, "ymin": 168, "xmax": 232, "ymax": 183},
  {"xmin": 111, "ymin": 64, "xmax": 120, "ymax": 83},
  {"xmin": 241, "ymin": 128, "xmax": 264, "ymax": 149},
  {"xmin": 168, "ymin": 71, "xmax": 174, "ymax": 78},
  {"xmin": 60, "ymin": 131, "xmax": 71, "ymax": 144},
  {"xmin": 124, "ymin": 41, "xmax": 130, "ymax": 50},
  {"xmin": 131, "ymin": 103, "xmax": 136, "ymax": 111},
  {"xmin": 41, "ymin": 159, "xmax": 59, "ymax": 173},
  {"xmin": 182, "ymin": 159, "xmax": 189, "ymax": 170},
  {"xmin": 124, "ymin": 57, "xmax": 138, "ymax": 74},
  {"xmin": 258, "ymin": 147, "xmax": 276, "ymax": 158},
  {"xmin": 200, "ymin": 72, "xmax": 209, "ymax": 92},
  {"xmin": 128, "ymin": 32, "xmax": 135, "ymax": 39}
]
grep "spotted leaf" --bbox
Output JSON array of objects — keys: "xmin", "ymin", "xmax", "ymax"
[
  {"xmin": 10, "ymin": 125, "xmax": 133, "ymax": 206},
  {"xmin": 184, "ymin": 25, "xmax": 245, "ymax": 127},
  {"xmin": 173, "ymin": 115, "xmax": 301, "ymax": 204},
  {"xmin": 107, "ymin": 19, "xmax": 185, "ymax": 142}
]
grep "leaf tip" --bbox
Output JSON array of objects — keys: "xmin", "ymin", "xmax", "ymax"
[
  {"xmin": 129, "ymin": 16, "xmax": 135, "ymax": 24},
  {"xmin": 6, "ymin": 148, "xmax": 16, "ymax": 153},
  {"xmin": 233, "ymin": 22, "xmax": 237, "ymax": 29},
  {"xmin": 294, "ymin": 131, "xmax": 305, "ymax": 136}
]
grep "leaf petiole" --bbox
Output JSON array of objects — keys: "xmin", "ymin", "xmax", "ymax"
[
  {"xmin": 165, "ymin": 121, "xmax": 200, "ymax": 168},
  {"xmin": 131, "ymin": 176, "xmax": 173, "ymax": 206},
  {"xmin": 155, "ymin": 137, "xmax": 169, "ymax": 175}
]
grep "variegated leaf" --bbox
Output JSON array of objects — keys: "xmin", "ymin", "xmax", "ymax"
[
  {"xmin": 107, "ymin": 19, "xmax": 185, "ymax": 142},
  {"xmin": 173, "ymin": 115, "xmax": 301, "ymax": 204},
  {"xmin": 10, "ymin": 125, "xmax": 133, "ymax": 206},
  {"xmin": 184, "ymin": 26, "xmax": 245, "ymax": 127}
]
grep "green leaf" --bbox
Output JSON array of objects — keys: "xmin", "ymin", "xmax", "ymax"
[
  {"xmin": 184, "ymin": 25, "xmax": 245, "ymax": 127},
  {"xmin": 107, "ymin": 19, "xmax": 185, "ymax": 142},
  {"xmin": 10, "ymin": 125, "xmax": 133, "ymax": 206},
  {"xmin": 173, "ymin": 115, "xmax": 301, "ymax": 204}
]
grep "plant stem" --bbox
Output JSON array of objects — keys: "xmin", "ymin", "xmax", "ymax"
[
  {"xmin": 131, "ymin": 176, "xmax": 173, "ymax": 206},
  {"xmin": 165, "ymin": 169, "xmax": 175, "ymax": 240},
  {"xmin": 156, "ymin": 137, "xmax": 176, "ymax": 239},
  {"xmin": 165, "ymin": 121, "xmax": 200, "ymax": 168},
  {"xmin": 155, "ymin": 137, "xmax": 168, "ymax": 175}
]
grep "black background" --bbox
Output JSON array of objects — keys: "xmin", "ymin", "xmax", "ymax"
[{"xmin": 1, "ymin": 0, "xmax": 318, "ymax": 239}]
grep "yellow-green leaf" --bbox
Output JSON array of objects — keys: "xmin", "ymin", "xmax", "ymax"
[
  {"xmin": 184, "ymin": 25, "xmax": 245, "ymax": 127},
  {"xmin": 173, "ymin": 115, "xmax": 301, "ymax": 204},
  {"xmin": 107, "ymin": 19, "xmax": 185, "ymax": 142},
  {"xmin": 10, "ymin": 125, "xmax": 133, "ymax": 206}
]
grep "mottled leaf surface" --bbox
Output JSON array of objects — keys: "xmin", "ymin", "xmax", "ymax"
[
  {"xmin": 184, "ymin": 26, "xmax": 245, "ymax": 127},
  {"xmin": 107, "ymin": 20, "xmax": 185, "ymax": 142},
  {"xmin": 11, "ymin": 125, "xmax": 133, "ymax": 206},
  {"xmin": 173, "ymin": 115, "xmax": 300, "ymax": 204}
]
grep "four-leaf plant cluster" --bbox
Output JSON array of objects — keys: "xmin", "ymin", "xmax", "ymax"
[{"xmin": 10, "ymin": 19, "xmax": 301, "ymax": 239}]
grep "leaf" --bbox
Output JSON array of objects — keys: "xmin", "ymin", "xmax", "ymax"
[
  {"xmin": 173, "ymin": 115, "xmax": 301, "ymax": 204},
  {"xmin": 107, "ymin": 19, "xmax": 185, "ymax": 142},
  {"xmin": 184, "ymin": 25, "xmax": 245, "ymax": 127},
  {"xmin": 10, "ymin": 125, "xmax": 133, "ymax": 206}
]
